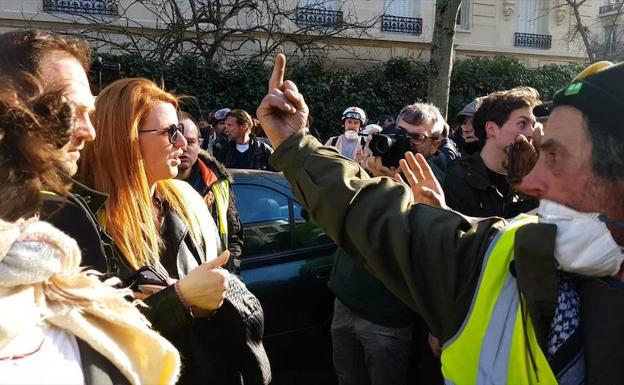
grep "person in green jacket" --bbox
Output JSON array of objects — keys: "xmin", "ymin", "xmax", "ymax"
[{"xmin": 257, "ymin": 55, "xmax": 624, "ymax": 384}]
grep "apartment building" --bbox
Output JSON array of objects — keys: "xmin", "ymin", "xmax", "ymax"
[{"xmin": 0, "ymin": 0, "xmax": 619, "ymax": 67}]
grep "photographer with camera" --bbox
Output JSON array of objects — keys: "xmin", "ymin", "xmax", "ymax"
[
  {"xmin": 366, "ymin": 103, "xmax": 448, "ymax": 184},
  {"xmin": 328, "ymin": 196, "xmax": 420, "ymax": 384}
]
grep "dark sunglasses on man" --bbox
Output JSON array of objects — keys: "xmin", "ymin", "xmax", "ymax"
[
  {"xmin": 139, "ymin": 123, "xmax": 185, "ymax": 144},
  {"xmin": 396, "ymin": 126, "xmax": 439, "ymax": 145}
]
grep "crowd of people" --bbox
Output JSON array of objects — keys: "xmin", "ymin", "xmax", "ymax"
[{"xmin": 0, "ymin": 28, "xmax": 623, "ymax": 385}]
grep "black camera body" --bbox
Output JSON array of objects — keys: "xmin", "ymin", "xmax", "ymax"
[{"xmin": 369, "ymin": 131, "xmax": 412, "ymax": 168}]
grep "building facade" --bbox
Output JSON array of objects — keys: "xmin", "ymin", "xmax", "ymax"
[{"xmin": 0, "ymin": 0, "xmax": 619, "ymax": 67}]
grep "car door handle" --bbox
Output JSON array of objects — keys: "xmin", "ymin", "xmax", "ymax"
[{"xmin": 311, "ymin": 264, "xmax": 332, "ymax": 280}]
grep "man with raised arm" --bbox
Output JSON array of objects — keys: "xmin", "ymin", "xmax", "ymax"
[{"xmin": 257, "ymin": 54, "xmax": 624, "ymax": 384}]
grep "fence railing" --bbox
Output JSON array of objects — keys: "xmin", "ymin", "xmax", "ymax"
[
  {"xmin": 295, "ymin": 7, "xmax": 343, "ymax": 28},
  {"xmin": 514, "ymin": 32, "xmax": 552, "ymax": 49},
  {"xmin": 381, "ymin": 14, "xmax": 422, "ymax": 35},
  {"xmin": 43, "ymin": 0, "xmax": 118, "ymax": 16}
]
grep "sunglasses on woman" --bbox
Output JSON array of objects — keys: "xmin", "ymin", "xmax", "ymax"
[{"xmin": 139, "ymin": 123, "xmax": 185, "ymax": 144}]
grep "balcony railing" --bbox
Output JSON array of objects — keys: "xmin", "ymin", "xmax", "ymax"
[
  {"xmin": 381, "ymin": 14, "xmax": 422, "ymax": 35},
  {"xmin": 514, "ymin": 32, "xmax": 552, "ymax": 49},
  {"xmin": 599, "ymin": 2, "xmax": 623, "ymax": 15},
  {"xmin": 295, "ymin": 7, "xmax": 343, "ymax": 28},
  {"xmin": 43, "ymin": 0, "xmax": 118, "ymax": 16}
]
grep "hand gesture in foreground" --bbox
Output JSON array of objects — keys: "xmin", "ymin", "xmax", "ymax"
[
  {"xmin": 256, "ymin": 53, "xmax": 309, "ymax": 149},
  {"xmin": 395, "ymin": 152, "xmax": 447, "ymax": 209},
  {"xmin": 505, "ymin": 132, "xmax": 541, "ymax": 192},
  {"xmin": 177, "ymin": 250, "xmax": 230, "ymax": 314}
]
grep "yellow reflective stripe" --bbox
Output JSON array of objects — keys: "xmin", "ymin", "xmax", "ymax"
[
  {"xmin": 442, "ymin": 224, "xmax": 520, "ymax": 383},
  {"xmin": 212, "ymin": 180, "xmax": 229, "ymax": 247},
  {"xmin": 441, "ymin": 215, "xmax": 550, "ymax": 384},
  {"xmin": 508, "ymin": 299, "xmax": 558, "ymax": 384},
  {"xmin": 40, "ymin": 190, "xmax": 59, "ymax": 197}
]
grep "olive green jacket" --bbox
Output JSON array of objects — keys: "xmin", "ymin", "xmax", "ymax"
[{"xmin": 270, "ymin": 132, "xmax": 624, "ymax": 384}]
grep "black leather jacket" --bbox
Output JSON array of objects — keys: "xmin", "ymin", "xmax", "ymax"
[
  {"xmin": 218, "ymin": 137, "xmax": 274, "ymax": 171},
  {"xmin": 443, "ymin": 152, "xmax": 538, "ymax": 218}
]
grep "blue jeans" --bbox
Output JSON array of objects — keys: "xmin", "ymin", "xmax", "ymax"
[{"xmin": 331, "ymin": 299, "xmax": 413, "ymax": 385}]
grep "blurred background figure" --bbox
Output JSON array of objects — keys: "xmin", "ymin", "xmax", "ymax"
[
  {"xmin": 176, "ymin": 111, "xmax": 244, "ymax": 272},
  {"xmin": 325, "ymin": 106, "xmax": 367, "ymax": 161},
  {"xmin": 451, "ymin": 98, "xmax": 481, "ymax": 156},
  {"xmin": 218, "ymin": 109, "xmax": 273, "ymax": 170}
]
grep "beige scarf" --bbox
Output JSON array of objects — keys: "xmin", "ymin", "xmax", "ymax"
[{"xmin": 0, "ymin": 218, "xmax": 181, "ymax": 385}]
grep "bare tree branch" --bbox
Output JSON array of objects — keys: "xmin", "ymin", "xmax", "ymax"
[{"xmin": 42, "ymin": 0, "xmax": 382, "ymax": 65}]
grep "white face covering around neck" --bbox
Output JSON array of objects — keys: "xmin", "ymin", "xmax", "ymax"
[
  {"xmin": 344, "ymin": 130, "xmax": 359, "ymax": 141},
  {"xmin": 538, "ymin": 199, "xmax": 624, "ymax": 277}
]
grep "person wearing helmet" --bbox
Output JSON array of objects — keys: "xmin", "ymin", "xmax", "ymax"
[
  {"xmin": 451, "ymin": 98, "xmax": 482, "ymax": 156},
  {"xmin": 325, "ymin": 107, "xmax": 367, "ymax": 161}
]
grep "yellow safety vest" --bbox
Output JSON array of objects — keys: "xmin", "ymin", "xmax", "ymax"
[
  {"xmin": 211, "ymin": 180, "xmax": 230, "ymax": 248},
  {"xmin": 441, "ymin": 215, "xmax": 558, "ymax": 385}
]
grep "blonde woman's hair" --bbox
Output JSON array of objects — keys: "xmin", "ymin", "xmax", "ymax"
[{"xmin": 79, "ymin": 78, "xmax": 206, "ymax": 269}]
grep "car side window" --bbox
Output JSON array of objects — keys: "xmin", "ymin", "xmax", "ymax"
[
  {"xmin": 233, "ymin": 184, "xmax": 291, "ymax": 257},
  {"xmin": 293, "ymin": 202, "xmax": 331, "ymax": 248}
]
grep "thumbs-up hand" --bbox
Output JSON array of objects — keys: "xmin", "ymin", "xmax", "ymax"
[{"xmin": 177, "ymin": 250, "xmax": 230, "ymax": 312}]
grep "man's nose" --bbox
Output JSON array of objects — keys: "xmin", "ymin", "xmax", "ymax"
[
  {"xmin": 517, "ymin": 164, "xmax": 547, "ymax": 199},
  {"xmin": 74, "ymin": 112, "xmax": 96, "ymax": 142}
]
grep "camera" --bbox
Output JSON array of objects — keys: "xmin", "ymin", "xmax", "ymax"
[{"xmin": 369, "ymin": 131, "xmax": 412, "ymax": 168}]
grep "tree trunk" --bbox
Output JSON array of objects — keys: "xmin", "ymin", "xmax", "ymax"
[
  {"xmin": 427, "ymin": 0, "xmax": 462, "ymax": 119},
  {"xmin": 567, "ymin": 0, "xmax": 595, "ymax": 61}
]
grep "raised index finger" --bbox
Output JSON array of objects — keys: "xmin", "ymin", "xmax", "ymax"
[{"xmin": 269, "ymin": 53, "xmax": 286, "ymax": 92}]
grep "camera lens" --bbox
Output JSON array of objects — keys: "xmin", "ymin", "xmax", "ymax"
[{"xmin": 371, "ymin": 136, "xmax": 392, "ymax": 154}]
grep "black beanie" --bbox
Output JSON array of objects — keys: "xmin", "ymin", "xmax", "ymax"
[{"xmin": 552, "ymin": 61, "xmax": 624, "ymax": 133}]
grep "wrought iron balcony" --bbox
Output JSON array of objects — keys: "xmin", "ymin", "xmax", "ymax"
[
  {"xmin": 381, "ymin": 14, "xmax": 422, "ymax": 35},
  {"xmin": 514, "ymin": 32, "xmax": 552, "ymax": 49},
  {"xmin": 295, "ymin": 7, "xmax": 343, "ymax": 28},
  {"xmin": 43, "ymin": 0, "xmax": 118, "ymax": 16},
  {"xmin": 599, "ymin": 2, "xmax": 622, "ymax": 15}
]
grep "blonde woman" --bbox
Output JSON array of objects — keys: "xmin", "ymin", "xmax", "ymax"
[
  {"xmin": 79, "ymin": 78, "xmax": 269, "ymax": 385},
  {"xmin": 0, "ymin": 81, "xmax": 180, "ymax": 384}
]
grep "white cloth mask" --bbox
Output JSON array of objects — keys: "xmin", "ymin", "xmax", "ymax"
[
  {"xmin": 538, "ymin": 199, "xmax": 624, "ymax": 277},
  {"xmin": 344, "ymin": 130, "xmax": 359, "ymax": 141}
]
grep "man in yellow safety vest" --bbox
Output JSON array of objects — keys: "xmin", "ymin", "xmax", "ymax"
[{"xmin": 258, "ymin": 55, "xmax": 624, "ymax": 384}]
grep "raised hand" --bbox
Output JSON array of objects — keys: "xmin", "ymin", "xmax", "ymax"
[
  {"xmin": 395, "ymin": 152, "xmax": 447, "ymax": 209},
  {"xmin": 256, "ymin": 54, "xmax": 309, "ymax": 149}
]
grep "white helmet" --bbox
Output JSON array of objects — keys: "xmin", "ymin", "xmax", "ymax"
[{"xmin": 341, "ymin": 106, "xmax": 367, "ymax": 126}]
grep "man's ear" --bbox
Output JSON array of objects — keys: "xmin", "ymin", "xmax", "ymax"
[
  {"xmin": 432, "ymin": 138, "xmax": 442, "ymax": 152},
  {"xmin": 485, "ymin": 120, "xmax": 499, "ymax": 139}
]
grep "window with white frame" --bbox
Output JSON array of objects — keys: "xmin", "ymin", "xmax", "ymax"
[
  {"xmin": 517, "ymin": 0, "xmax": 548, "ymax": 35},
  {"xmin": 456, "ymin": 0, "xmax": 471, "ymax": 30},
  {"xmin": 299, "ymin": 0, "xmax": 337, "ymax": 10},
  {"xmin": 384, "ymin": 0, "xmax": 414, "ymax": 18},
  {"xmin": 604, "ymin": 24, "xmax": 618, "ymax": 52}
]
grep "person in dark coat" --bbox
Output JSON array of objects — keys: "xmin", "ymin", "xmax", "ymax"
[
  {"xmin": 443, "ymin": 87, "xmax": 540, "ymax": 218},
  {"xmin": 177, "ymin": 111, "xmax": 244, "ymax": 271},
  {"xmin": 218, "ymin": 109, "xmax": 274, "ymax": 170}
]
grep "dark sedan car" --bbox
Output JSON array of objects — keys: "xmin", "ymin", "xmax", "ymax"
[{"xmin": 230, "ymin": 169, "xmax": 337, "ymax": 385}]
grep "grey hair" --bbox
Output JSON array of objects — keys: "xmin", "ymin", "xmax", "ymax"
[
  {"xmin": 397, "ymin": 102, "xmax": 448, "ymax": 138},
  {"xmin": 585, "ymin": 116, "xmax": 624, "ymax": 180}
]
